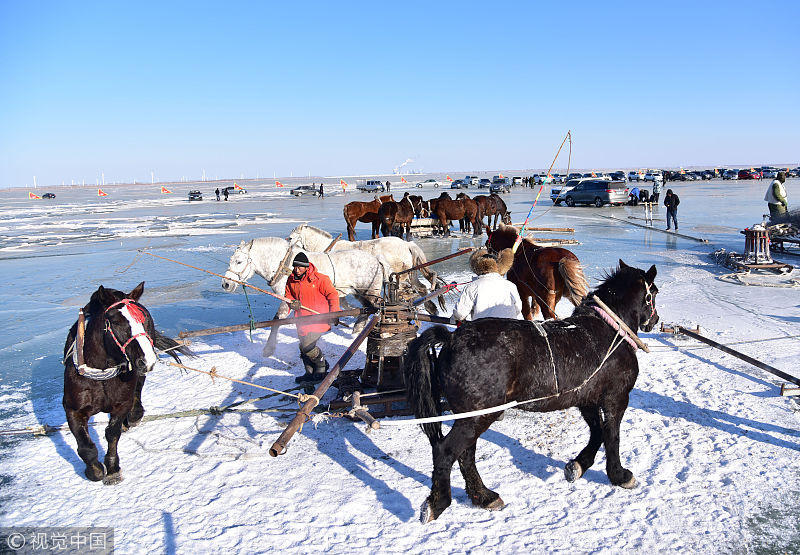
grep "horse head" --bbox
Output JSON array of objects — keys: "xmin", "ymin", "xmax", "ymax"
[
  {"xmin": 222, "ymin": 240, "xmax": 255, "ymax": 292},
  {"xmin": 88, "ymin": 282, "xmax": 159, "ymax": 375},
  {"xmin": 595, "ymin": 260, "xmax": 659, "ymax": 333}
]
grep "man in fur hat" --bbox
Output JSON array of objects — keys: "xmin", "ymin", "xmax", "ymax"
[
  {"xmin": 451, "ymin": 247, "xmax": 522, "ymax": 323},
  {"xmin": 284, "ymin": 252, "xmax": 340, "ymax": 383}
]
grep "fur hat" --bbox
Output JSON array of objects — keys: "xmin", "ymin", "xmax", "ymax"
[
  {"xmin": 292, "ymin": 252, "xmax": 310, "ymax": 267},
  {"xmin": 469, "ymin": 247, "xmax": 514, "ymax": 276}
]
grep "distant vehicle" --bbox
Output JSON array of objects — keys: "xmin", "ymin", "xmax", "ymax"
[
  {"xmin": 762, "ymin": 169, "xmax": 779, "ymax": 179},
  {"xmin": 188, "ymin": 190, "xmax": 203, "ymax": 201},
  {"xmin": 722, "ymin": 169, "xmax": 738, "ymax": 180},
  {"xmin": 450, "ymin": 179, "xmax": 468, "ymax": 189},
  {"xmin": 357, "ymin": 180, "xmax": 385, "ymax": 192},
  {"xmin": 414, "ymin": 179, "xmax": 441, "ymax": 189},
  {"xmin": 628, "ymin": 171, "xmax": 643, "ymax": 182},
  {"xmin": 42, "ymin": 192, "xmax": 56, "ymax": 199},
  {"xmin": 550, "ymin": 180, "xmax": 580, "ymax": 204},
  {"xmin": 490, "ymin": 177, "xmax": 510, "ymax": 194},
  {"xmin": 464, "ymin": 176, "xmax": 479, "ymax": 186},
  {"xmin": 550, "ymin": 174, "xmax": 565, "ymax": 184},
  {"xmin": 563, "ymin": 179, "xmax": 628, "ymax": 207},
  {"xmin": 290, "ymin": 185, "xmax": 320, "ymax": 197},
  {"xmin": 223, "ymin": 186, "xmax": 246, "ymax": 194},
  {"xmin": 610, "ymin": 171, "xmax": 627, "ymax": 182},
  {"xmin": 477, "ymin": 178, "xmax": 492, "ymax": 189},
  {"xmin": 701, "ymin": 170, "xmax": 715, "ymax": 180},
  {"xmin": 511, "ymin": 176, "xmax": 523, "ymax": 186},
  {"xmin": 738, "ymin": 169, "xmax": 758, "ymax": 180},
  {"xmin": 644, "ymin": 170, "xmax": 663, "ymax": 182}
]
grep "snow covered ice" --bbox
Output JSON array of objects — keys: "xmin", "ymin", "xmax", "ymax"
[{"xmin": 1, "ymin": 179, "xmax": 800, "ymax": 552}]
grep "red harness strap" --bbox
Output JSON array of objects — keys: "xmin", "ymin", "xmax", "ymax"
[{"xmin": 104, "ymin": 299, "xmax": 153, "ymax": 353}]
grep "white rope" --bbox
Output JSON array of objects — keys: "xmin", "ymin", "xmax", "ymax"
[{"xmin": 381, "ymin": 328, "xmax": 627, "ymax": 426}]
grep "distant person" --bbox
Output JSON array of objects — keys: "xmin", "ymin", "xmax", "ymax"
[
  {"xmin": 215, "ymin": 187, "xmax": 220, "ymax": 201},
  {"xmin": 651, "ymin": 178, "xmax": 662, "ymax": 205},
  {"xmin": 223, "ymin": 188, "xmax": 229, "ymax": 201},
  {"xmin": 664, "ymin": 189, "xmax": 680, "ymax": 231},
  {"xmin": 628, "ymin": 186, "xmax": 640, "ymax": 206},
  {"xmin": 385, "ymin": 180, "xmax": 391, "ymax": 192},
  {"xmin": 318, "ymin": 183, "xmax": 324, "ymax": 199},
  {"xmin": 764, "ymin": 171, "xmax": 788, "ymax": 220},
  {"xmin": 451, "ymin": 248, "xmax": 520, "ymax": 323},
  {"xmin": 639, "ymin": 188, "xmax": 650, "ymax": 203}
]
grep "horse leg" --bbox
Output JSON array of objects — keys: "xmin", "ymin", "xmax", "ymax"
[
  {"xmin": 65, "ymin": 408, "xmax": 105, "ymax": 481},
  {"xmin": 600, "ymin": 396, "xmax": 637, "ymax": 488},
  {"xmin": 518, "ymin": 284, "xmax": 534, "ymax": 321},
  {"xmin": 103, "ymin": 412, "xmax": 126, "ymax": 485},
  {"xmin": 263, "ymin": 304, "xmax": 290, "ymax": 356},
  {"xmin": 565, "ymin": 406, "xmax": 604, "ymax": 482},
  {"xmin": 123, "ymin": 374, "xmax": 146, "ymax": 430},
  {"xmin": 457, "ymin": 417, "xmax": 504, "ymax": 510},
  {"xmin": 422, "ymin": 418, "xmax": 487, "ymax": 522}
]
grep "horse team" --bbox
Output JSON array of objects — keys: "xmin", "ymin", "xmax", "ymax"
[{"xmin": 344, "ymin": 191, "xmax": 512, "ymax": 241}]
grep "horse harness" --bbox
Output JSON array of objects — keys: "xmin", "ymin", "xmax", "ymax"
[{"xmin": 70, "ymin": 298, "xmax": 155, "ymax": 380}]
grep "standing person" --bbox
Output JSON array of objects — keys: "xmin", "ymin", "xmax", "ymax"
[
  {"xmin": 284, "ymin": 252, "xmax": 341, "ymax": 383},
  {"xmin": 451, "ymin": 248, "xmax": 521, "ymax": 323},
  {"xmin": 764, "ymin": 171, "xmax": 788, "ymax": 220},
  {"xmin": 385, "ymin": 180, "xmax": 391, "ymax": 193},
  {"xmin": 664, "ymin": 189, "xmax": 680, "ymax": 231},
  {"xmin": 215, "ymin": 187, "xmax": 220, "ymax": 201},
  {"xmin": 318, "ymin": 182, "xmax": 324, "ymax": 199},
  {"xmin": 223, "ymin": 188, "xmax": 229, "ymax": 201},
  {"xmin": 651, "ymin": 177, "xmax": 662, "ymax": 205}
]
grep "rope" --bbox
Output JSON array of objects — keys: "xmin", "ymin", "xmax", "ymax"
[
  {"xmin": 382, "ymin": 327, "xmax": 627, "ymax": 426},
  {"xmin": 168, "ymin": 362, "xmax": 307, "ymax": 401},
  {"xmin": 242, "ymin": 284, "xmax": 256, "ymax": 342}
]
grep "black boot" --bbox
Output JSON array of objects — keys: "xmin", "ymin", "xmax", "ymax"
[
  {"xmin": 295, "ymin": 351, "xmax": 316, "ymax": 383},
  {"xmin": 306, "ymin": 347, "xmax": 328, "ymax": 382}
]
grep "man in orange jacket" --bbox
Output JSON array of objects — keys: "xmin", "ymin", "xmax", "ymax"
[{"xmin": 285, "ymin": 252, "xmax": 341, "ymax": 383}]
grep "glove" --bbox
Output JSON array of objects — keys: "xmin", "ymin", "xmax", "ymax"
[
  {"xmin": 289, "ymin": 299, "xmax": 301, "ymax": 311},
  {"xmin": 331, "ymin": 318, "xmax": 341, "ymax": 327}
]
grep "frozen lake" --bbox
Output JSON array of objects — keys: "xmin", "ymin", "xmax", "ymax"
[{"xmin": 1, "ymin": 177, "xmax": 799, "ymax": 552}]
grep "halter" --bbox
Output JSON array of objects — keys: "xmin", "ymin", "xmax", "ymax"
[
  {"xmin": 641, "ymin": 281, "xmax": 657, "ymax": 327},
  {"xmin": 227, "ymin": 244, "xmax": 257, "ymax": 285},
  {"xmin": 104, "ymin": 299, "xmax": 154, "ymax": 354}
]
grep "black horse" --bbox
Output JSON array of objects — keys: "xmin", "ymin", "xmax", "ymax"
[
  {"xmin": 404, "ymin": 260, "xmax": 658, "ymax": 522},
  {"xmin": 63, "ymin": 282, "xmax": 189, "ymax": 483}
]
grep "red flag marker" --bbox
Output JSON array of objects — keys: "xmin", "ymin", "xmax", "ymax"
[
  {"xmin": 234, "ymin": 182, "xmax": 243, "ymax": 190},
  {"xmin": 28, "ymin": 192, "xmax": 41, "ymax": 199},
  {"xmin": 160, "ymin": 186, "xmax": 173, "ymax": 194},
  {"xmin": 98, "ymin": 188, "xmax": 108, "ymax": 197},
  {"xmin": 400, "ymin": 177, "xmax": 408, "ymax": 183},
  {"xmin": 276, "ymin": 180, "xmax": 284, "ymax": 188},
  {"xmin": 446, "ymin": 175, "xmax": 453, "ymax": 182}
]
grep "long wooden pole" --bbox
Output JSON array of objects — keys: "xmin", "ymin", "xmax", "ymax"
[
  {"xmin": 137, "ymin": 249, "xmax": 319, "ymax": 314},
  {"xmin": 676, "ymin": 326, "xmax": 800, "ymax": 386},
  {"xmin": 178, "ymin": 308, "xmax": 368, "ymax": 339},
  {"xmin": 270, "ymin": 315, "xmax": 379, "ymax": 457},
  {"xmin": 591, "ymin": 295, "xmax": 650, "ymax": 352},
  {"xmin": 391, "ymin": 248, "xmax": 473, "ymax": 280},
  {"xmin": 411, "ymin": 283, "xmax": 457, "ymax": 307},
  {"xmin": 598, "ymin": 215, "xmax": 709, "ymax": 243}
]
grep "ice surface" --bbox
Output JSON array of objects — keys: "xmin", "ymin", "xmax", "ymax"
[{"xmin": 1, "ymin": 179, "xmax": 799, "ymax": 552}]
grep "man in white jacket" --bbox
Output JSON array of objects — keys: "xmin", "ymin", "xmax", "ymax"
[{"xmin": 451, "ymin": 247, "xmax": 522, "ymax": 322}]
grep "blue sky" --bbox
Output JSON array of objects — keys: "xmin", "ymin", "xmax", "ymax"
[{"xmin": 1, "ymin": 1, "xmax": 797, "ymax": 187}]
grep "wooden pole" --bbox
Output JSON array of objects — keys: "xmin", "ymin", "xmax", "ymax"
[
  {"xmin": 323, "ymin": 233, "xmax": 342, "ymax": 253},
  {"xmin": 598, "ymin": 215, "xmax": 709, "ymax": 243},
  {"xmin": 591, "ymin": 295, "xmax": 650, "ymax": 352},
  {"xmin": 178, "ymin": 308, "xmax": 367, "ymax": 339},
  {"xmin": 269, "ymin": 315, "xmax": 379, "ymax": 457},
  {"xmin": 515, "ymin": 226, "xmax": 575, "ymax": 233},
  {"xmin": 675, "ymin": 326, "xmax": 800, "ymax": 386},
  {"xmin": 411, "ymin": 283, "xmax": 457, "ymax": 307},
  {"xmin": 390, "ymin": 248, "xmax": 474, "ymax": 281}
]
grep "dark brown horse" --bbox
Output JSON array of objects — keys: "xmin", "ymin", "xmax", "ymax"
[
  {"xmin": 408, "ymin": 195, "xmax": 429, "ymax": 217},
  {"xmin": 431, "ymin": 192, "xmax": 481, "ymax": 237},
  {"xmin": 486, "ymin": 223, "xmax": 588, "ymax": 319},
  {"xmin": 343, "ymin": 194, "xmax": 394, "ymax": 240},
  {"xmin": 63, "ymin": 282, "xmax": 189, "ymax": 483},
  {"xmin": 488, "ymin": 193, "xmax": 511, "ymax": 230},
  {"xmin": 378, "ymin": 192, "xmax": 415, "ymax": 240}
]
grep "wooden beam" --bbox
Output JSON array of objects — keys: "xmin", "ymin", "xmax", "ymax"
[
  {"xmin": 178, "ymin": 308, "xmax": 367, "ymax": 339},
  {"xmin": 598, "ymin": 215, "xmax": 709, "ymax": 243}
]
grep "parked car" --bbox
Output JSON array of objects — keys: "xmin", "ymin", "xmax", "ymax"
[
  {"xmin": 762, "ymin": 169, "xmax": 778, "ymax": 179},
  {"xmin": 628, "ymin": 171, "xmax": 643, "ymax": 182},
  {"xmin": 610, "ymin": 171, "xmax": 627, "ymax": 182},
  {"xmin": 188, "ymin": 190, "xmax": 203, "ymax": 201},
  {"xmin": 478, "ymin": 178, "xmax": 492, "ymax": 189},
  {"xmin": 490, "ymin": 177, "xmax": 510, "ymax": 194},
  {"xmin": 450, "ymin": 179, "xmax": 468, "ymax": 189},
  {"xmin": 223, "ymin": 186, "xmax": 246, "ymax": 194},
  {"xmin": 464, "ymin": 176, "xmax": 479, "ymax": 186},
  {"xmin": 291, "ymin": 185, "xmax": 320, "ymax": 197},
  {"xmin": 550, "ymin": 174, "xmax": 565, "ymax": 184},
  {"xmin": 550, "ymin": 180, "xmax": 579, "ymax": 204},
  {"xmin": 413, "ymin": 178, "xmax": 441, "ymax": 189},
  {"xmin": 644, "ymin": 170, "xmax": 662, "ymax": 182},
  {"xmin": 563, "ymin": 179, "xmax": 628, "ymax": 207},
  {"xmin": 738, "ymin": 169, "xmax": 758, "ymax": 180},
  {"xmin": 42, "ymin": 192, "xmax": 56, "ymax": 199},
  {"xmin": 357, "ymin": 180, "xmax": 385, "ymax": 192},
  {"xmin": 723, "ymin": 169, "xmax": 738, "ymax": 180},
  {"xmin": 511, "ymin": 176, "xmax": 523, "ymax": 186}
]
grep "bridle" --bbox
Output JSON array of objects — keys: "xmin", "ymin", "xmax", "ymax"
[
  {"xmin": 71, "ymin": 298, "xmax": 155, "ymax": 380},
  {"xmin": 641, "ymin": 281, "xmax": 657, "ymax": 328}
]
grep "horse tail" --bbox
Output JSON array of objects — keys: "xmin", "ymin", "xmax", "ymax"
[
  {"xmin": 558, "ymin": 257, "xmax": 588, "ymax": 306},
  {"xmin": 153, "ymin": 330, "xmax": 194, "ymax": 363},
  {"xmin": 404, "ymin": 325, "xmax": 451, "ymax": 443}
]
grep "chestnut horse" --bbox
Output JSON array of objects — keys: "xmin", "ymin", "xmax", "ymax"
[
  {"xmin": 431, "ymin": 192, "xmax": 481, "ymax": 237},
  {"xmin": 486, "ymin": 223, "xmax": 588, "ymax": 319},
  {"xmin": 456, "ymin": 193, "xmax": 511, "ymax": 232},
  {"xmin": 378, "ymin": 192, "xmax": 415, "ymax": 240},
  {"xmin": 343, "ymin": 194, "xmax": 394, "ymax": 240},
  {"xmin": 488, "ymin": 193, "xmax": 511, "ymax": 230},
  {"xmin": 408, "ymin": 195, "xmax": 429, "ymax": 217}
]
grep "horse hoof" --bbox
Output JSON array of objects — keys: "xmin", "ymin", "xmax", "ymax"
[
  {"xmin": 419, "ymin": 500, "xmax": 436, "ymax": 524},
  {"xmin": 102, "ymin": 471, "xmax": 123, "ymax": 486},
  {"xmin": 564, "ymin": 460, "xmax": 583, "ymax": 483},
  {"xmin": 85, "ymin": 462, "xmax": 107, "ymax": 482},
  {"xmin": 262, "ymin": 344, "xmax": 276, "ymax": 357},
  {"xmin": 486, "ymin": 497, "xmax": 505, "ymax": 511},
  {"xmin": 619, "ymin": 476, "xmax": 638, "ymax": 489}
]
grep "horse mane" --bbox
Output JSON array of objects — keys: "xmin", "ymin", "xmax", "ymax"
[
  {"xmin": 585, "ymin": 263, "xmax": 646, "ymax": 308},
  {"xmin": 298, "ymin": 224, "xmax": 332, "ymax": 240}
]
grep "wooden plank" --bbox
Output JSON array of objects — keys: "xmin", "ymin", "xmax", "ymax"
[
  {"xmin": 599, "ymin": 215, "xmax": 709, "ymax": 243},
  {"xmin": 178, "ymin": 308, "xmax": 366, "ymax": 339}
]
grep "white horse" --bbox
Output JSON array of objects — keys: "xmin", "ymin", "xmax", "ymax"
[
  {"xmin": 221, "ymin": 237, "xmax": 387, "ymax": 356},
  {"xmin": 287, "ymin": 224, "xmax": 445, "ymax": 313}
]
